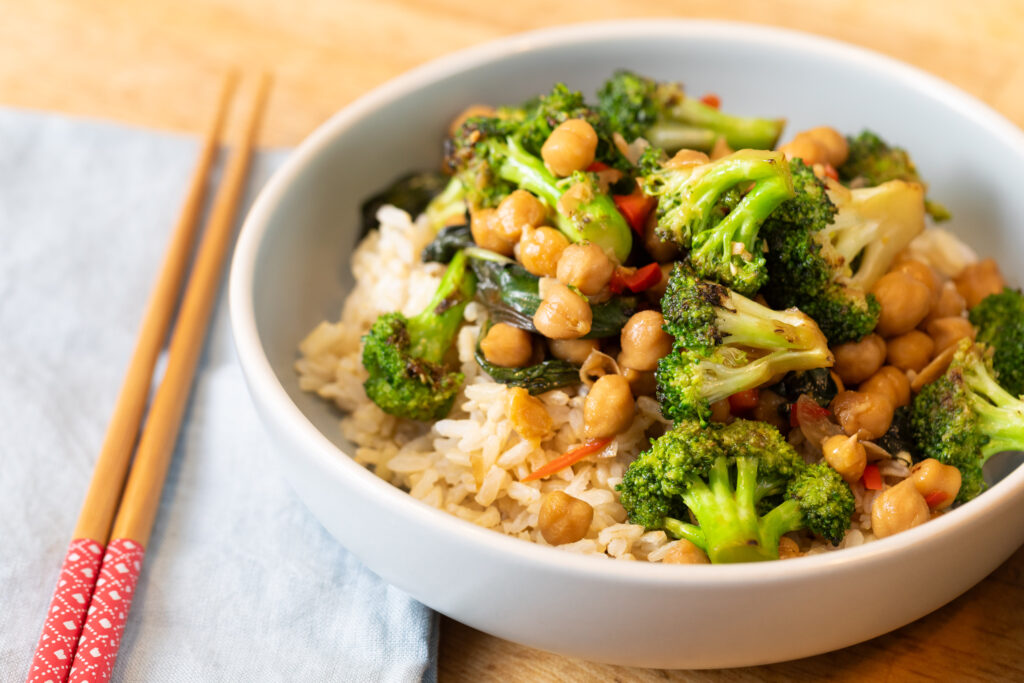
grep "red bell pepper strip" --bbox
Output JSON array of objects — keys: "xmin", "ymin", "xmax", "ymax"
[
  {"xmin": 609, "ymin": 263, "xmax": 661, "ymax": 295},
  {"xmin": 728, "ymin": 389, "xmax": 760, "ymax": 413},
  {"xmin": 522, "ymin": 438, "xmax": 613, "ymax": 482},
  {"xmin": 924, "ymin": 491, "xmax": 949, "ymax": 508},
  {"xmin": 862, "ymin": 464, "xmax": 883, "ymax": 491},
  {"xmin": 700, "ymin": 93, "xmax": 721, "ymax": 109},
  {"xmin": 612, "ymin": 193, "xmax": 656, "ymax": 235},
  {"xmin": 586, "ymin": 161, "xmax": 611, "ymax": 173},
  {"xmin": 822, "ymin": 163, "xmax": 839, "ymax": 182}
]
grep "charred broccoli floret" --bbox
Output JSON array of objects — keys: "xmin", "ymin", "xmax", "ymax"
[
  {"xmin": 839, "ymin": 129, "xmax": 949, "ymax": 221},
  {"xmin": 911, "ymin": 340, "xmax": 1024, "ymax": 502},
  {"xmin": 361, "ymin": 250, "xmax": 476, "ymax": 420},
  {"xmin": 656, "ymin": 267, "xmax": 833, "ymax": 423},
  {"xmin": 640, "ymin": 148, "xmax": 794, "ymax": 295},
  {"xmin": 762, "ymin": 159, "xmax": 925, "ymax": 343},
  {"xmin": 617, "ymin": 419, "xmax": 854, "ymax": 563},
  {"xmin": 969, "ymin": 288, "xmax": 1024, "ymax": 397},
  {"xmin": 597, "ymin": 70, "xmax": 785, "ymax": 152}
]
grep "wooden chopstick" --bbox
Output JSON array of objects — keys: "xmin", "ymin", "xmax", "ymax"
[
  {"xmin": 62, "ymin": 71, "xmax": 271, "ymax": 683},
  {"xmin": 26, "ymin": 70, "xmax": 237, "ymax": 683}
]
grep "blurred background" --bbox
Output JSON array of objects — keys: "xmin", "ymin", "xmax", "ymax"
[
  {"xmin": 3, "ymin": 0, "xmax": 1023, "ymax": 147},
  {"xmin": 5, "ymin": 1, "xmax": 1021, "ymax": 681}
]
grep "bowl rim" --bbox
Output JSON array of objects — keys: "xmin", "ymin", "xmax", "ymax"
[{"xmin": 229, "ymin": 18, "xmax": 1024, "ymax": 586}]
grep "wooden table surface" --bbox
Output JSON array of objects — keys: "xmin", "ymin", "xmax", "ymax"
[{"xmin": 5, "ymin": 1, "xmax": 1021, "ymax": 679}]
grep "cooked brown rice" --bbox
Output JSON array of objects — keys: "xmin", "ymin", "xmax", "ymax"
[{"xmin": 296, "ymin": 206, "xmax": 941, "ymax": 561}]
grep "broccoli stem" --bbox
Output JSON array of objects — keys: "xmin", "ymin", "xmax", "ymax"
[
  {"xmin": 690, "ymin": 173, "xmax": 793, "ymax": 264},
  {"xmin": 821, "ymin": 214, "xmax": 880, "ymax": 268},
  {"xmin": 424, "ymin": 176, "xmax": 468, "ymax": 231},
  {"xmin": 697, "ymin": 349, "xmax": 833, "ymax": 406},
  {"xmin": 406, "ymin": 250, "xmax": 476, "ymax": 363},
  {"xmin": 964, "ymin": 362, "xmax": 1024, "ymax": 459},
  {"xmin": 664, "ymin": 97, "xmax": 785, "ymax": 151},
  {"xmin": 715, "ymin": 294, "xmax": 823, "ymax": 351},
  {"xmin": 494, "ymin": 137, "xmax": 632, "ymax": 262},
  {"xmin": 644, "ymin": 122, "xmax": 718, "ymax": 152},
  {"xmin": 670, "ymin": 455, "xmax": 783, "ymax": 563}
]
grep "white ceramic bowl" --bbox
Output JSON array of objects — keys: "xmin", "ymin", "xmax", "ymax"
[{"xmin": 229, "ymin": 20, "xmax": 1024, "ymax": 668}]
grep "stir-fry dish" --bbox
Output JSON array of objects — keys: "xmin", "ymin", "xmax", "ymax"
[{"xmin": 297, "ymin": 71, "xmax": 1024, "ymax": 563}]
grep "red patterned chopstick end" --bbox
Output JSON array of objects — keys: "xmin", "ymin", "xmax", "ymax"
[
  {"xmin": 27, "ymin": 538, "xmax": 105, "ymax": 683},
  {"xmin": 67, "ymin": 538, "xmax": 145, "ymax": 683}
]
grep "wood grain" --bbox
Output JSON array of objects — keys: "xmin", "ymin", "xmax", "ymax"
[{"xmin": 4, "ymin": 1, "xmax": 1021, "ymax": 679}]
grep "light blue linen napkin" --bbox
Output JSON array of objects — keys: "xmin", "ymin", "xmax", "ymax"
[{"xmin": 0, "ymin": 108, "xmax": 438, "ymax": 682}]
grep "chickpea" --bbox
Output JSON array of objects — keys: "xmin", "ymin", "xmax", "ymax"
[
  {"xmin": 832, "ymin": 334, "xmax": 887, "ymax": 385},
  {"xmin": 518, "ymin": 226, "xmax": 569, "ymax": 277},
  {"xmin": 778, "ymin": 135, "xmax": 827, "ymax": 166},
  {"xmin": 752, "ymin": 389, "xmax": 787, "ymax": 429},
  {"xmin": 926, "ymin": 316, "xmax": 976, "ymax": 354},
  {"xmin": 533, "ymin": 281, "xmax": 592, "ymax": 340},
  {"xmin": 709, "ymin": 398, "xmax": 732, "ymax": 424},
  {"xmin": 777, "ymin": 536, "xmax": 802, "ymax": 560},
  {"xmin": 910, "ymin": 458, "xmax": 962, "ymax": 510},
  {"xmin": 448, "ymin": 104, "xmax": 496, "ymax": 135},
  {"xmin": 619, "ymin": 311, "xmax": 673, "ymax": 371},
  {"xmin": 924, "ymin": 282, "xmax": 967, "ymax": 325},
  {"xmin": 953, "ymin": 258, "xmax": 1005, "ymax": 309},
  {"xmin": 886, "ymin": 330, "xmax": 935, "ymax": 373},
  {"xmin": 495, "ymin": 190, "xmax": 546, "ymax": 242},
  {"xmin": 664, "ymin": 149, "xmax": 710, "ymax": 170},
  {"xmin": 470, "ymin": 208, "xmax": 514, "ymax": 256},
  {"xmin": 871, "ymin": 479, "xmax": 930, "ymax": 539},
  {"xmin": 822, "ymin": 433, "xmax": 867, "ymax": 484},
  {"xmin": 538, "ymin": 490, "xmax": 594, "ymax": 545},
  {"xmin": 891, "ymin": 259, "xmax": 940, "ymax": 306},
  {"xmin": 507, "ymin": 387, "xmax": 554, "ymax": 444},
  {"xmin": 541, "ymin": 118, "xmax": 598, "ymax": 177},
  {"xmin": 860, "ymin": 366, "xmax": 911, "ymax": 408},
  {"xmin": 644, "ymin": 212, "xmax": 679, "ymax": 263},
  {"xmin": 480, "ymin": 323, "xmax": 533, "ymax": 368},
  {"xmin": 556, "ymin": 242, "xmax": 615, "ymax": 296},
  {"xmin": 584, "ymin": 374, "xmax": 635, "ymax": 438},
  {"xmin": 804, "ymin": 126, "xmax": 849, "ymax": 166},
  {"xmin": 548, "ymin": 338, "xmax": 599, "ymax": 365},
  {"xmin": 872, "ymin": 272, "xmax": 933, "ymax": 337},
  {"xmin": 830, "ymin": 390, "xmax": 894, "ymax": 440},
  {"xmin": 661, "ymin": 539, "xmax": 710, "ymax": 564}
]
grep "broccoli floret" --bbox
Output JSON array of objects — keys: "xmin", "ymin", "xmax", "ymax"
[
  {"xmin": 969, "ymin": 288, "xmax": 1024, "ymax": 397},
  {"xmin": 911, "ymin": 340, "xmax": 1024, "ymax": 502},
  {"xmin": 618, "ymin": 419, "xmax": 854, "ymax": 563},
  {"xmin": 763, "ymin": 159, "xmax": 925, "ymax": 343},
  {"xmin": 840, "ymin": 130, "xmax": 949, "ymax": 221},
  {"xmin": 443, "ymin": 114, "xmax": 518, "ymax": 209},
  {"xmin": 445, "ymin": 116, "xmax": 633, "ymax": 262},
  {"xmin": 640, "ymin": 149, "xmax": 794, "ymax": 295},
  {"xmin": 656, "ymin": 267, "xmax": 833, "ymax": 423},
  {"xmin": 361, "ymin": 250, "xmax": 476, "ymax": 420},
  {"xmin": 597, "ymin": 70, "xmax": 785, "ymax": 152}
]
